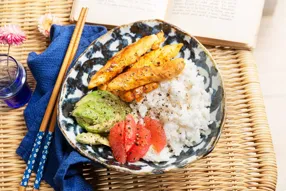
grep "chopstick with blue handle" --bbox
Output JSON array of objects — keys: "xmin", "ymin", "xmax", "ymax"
[
  {"xmin": 19, "ymin": 7, "xmax": 88, "ymax": 191},
  {"xmin": 32, "ymin": 107, "xmax": 56, "ymax": 191}
]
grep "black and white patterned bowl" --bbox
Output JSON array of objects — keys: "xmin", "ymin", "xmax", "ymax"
[{"xmin": 58, "ymin": 20, "xmax": 225, "ymax": 174}]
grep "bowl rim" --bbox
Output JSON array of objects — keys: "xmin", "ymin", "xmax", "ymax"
[{"xmin": 57, "ymin": 19, "xmax": 226, "ymax": 174}]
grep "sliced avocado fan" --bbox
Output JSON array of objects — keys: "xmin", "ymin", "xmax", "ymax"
[{"xmin": 72, "ymin": 90, "xmax": 131, "ymax": 133}]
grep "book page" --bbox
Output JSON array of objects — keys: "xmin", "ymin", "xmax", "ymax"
[
  {"xmin": 165, "ymin": 0, "xmax": 264, "ymax": 47},
  {"xmin": 71, "ymin": 0, "xmax": 169, "ymax": 26}
]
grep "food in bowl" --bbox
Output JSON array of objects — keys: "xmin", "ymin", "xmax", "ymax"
[
  {"xmin": 71, "ymin": 31, "xmax": 212, "ymax": 164},
  {"xmin": 132, "ymin": 60, "xmax": 211, "ymax": 162}
]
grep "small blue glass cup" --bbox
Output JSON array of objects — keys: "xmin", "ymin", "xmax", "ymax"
[{"xmin": 0, "ymin": 54, "xmax": 32, "ymax": 108}]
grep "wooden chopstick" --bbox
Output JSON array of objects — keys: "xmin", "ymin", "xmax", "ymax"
[
  {"xmin": 39, "ymin": 8, "xmax": 87, "ymax": 133},
  {"xmin": 19, "ymin": 7, "xmax": 88, "ymax": 191},
  {"xmin": 32, "ymin": 8, "xmax": 88, "ymax": 191}
]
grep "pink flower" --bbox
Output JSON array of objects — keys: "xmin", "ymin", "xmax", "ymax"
[{"xmin": 0, "ymin": 25, "xmax": 26, "ymax": 46}]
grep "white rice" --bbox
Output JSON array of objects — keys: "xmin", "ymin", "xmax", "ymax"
[{"xmin": 130, "ymin": 60, "xmax": 211, "ymax": 162}]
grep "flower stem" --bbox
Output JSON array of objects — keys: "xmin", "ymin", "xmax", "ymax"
[{"xmin": 7, "ymin": 45, "xmax": 12, "ymax": 82}]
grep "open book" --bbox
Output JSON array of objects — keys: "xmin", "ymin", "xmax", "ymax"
[{"xmin": 70, "ymin": 0, "xmax": 265, "ymax": 49}]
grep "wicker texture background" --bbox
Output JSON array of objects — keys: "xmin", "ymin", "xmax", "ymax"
[{"xmin": 0, "ymin": 0, "xmax": 277, "ymax": 190}]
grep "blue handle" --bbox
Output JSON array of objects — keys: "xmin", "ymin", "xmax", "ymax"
[
  {"xmin": 33, "ymin": 131, "xmax": 53, "ymax": 189},
  {"xmin": 20, "ymin": 131, "xmax": 45, "ymax": 187}
]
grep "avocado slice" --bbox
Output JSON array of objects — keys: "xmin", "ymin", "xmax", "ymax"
[
  {"xmin": 76, "ymin": 132, "xmax": 110, "ymax": 146},
  {"xmin": 72, "ymin": 90, "xmax": 131, "ymax": 133}
]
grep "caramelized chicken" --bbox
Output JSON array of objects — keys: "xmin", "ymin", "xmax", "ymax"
[
  {"xmin": 88, "ymin": 31, "xmax": 165, "ymax": 89},
  {"xmin": 118, "ymin": 91, "xmax": 134, "ymax": 102},
  {"xmin": 130, "ymin": 43, "xmax": 183, "ymax": 69},
  {"xmin": 108, "ymin": 58, "xmax": 185, "ymax": 91},
  {"xmin": 99, "ymin": 81, "xmax": 159, "ymax": 102},
  {"xmin": 118, "ymin": 82, "xmax": 159, "ymax": 102},
  {"xmin": 143, "ymin": 82, "xmax": 159, "ymax": 93},
  {"xmin": 98, "ymin": 84, "xmax": 108, "ymax": 90}
]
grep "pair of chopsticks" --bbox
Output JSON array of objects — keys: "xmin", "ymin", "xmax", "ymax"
[{"xmin": 18, "ymin": 8, "xmax": 88, "ymax": 191}]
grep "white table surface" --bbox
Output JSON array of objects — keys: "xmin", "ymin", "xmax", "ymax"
[{"xmin": 254, "ymin": 0, "xmax": 286, "ymax": 190}]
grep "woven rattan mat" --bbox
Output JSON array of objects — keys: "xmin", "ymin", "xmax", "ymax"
[{"xmin": 0, "ymin": 1, "xmax": 277, "ymax": 190}]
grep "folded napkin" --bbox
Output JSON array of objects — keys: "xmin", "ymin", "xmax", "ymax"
[{"xmin": 17, "ymin": 24, "xmax": 107, "ymax": 191}]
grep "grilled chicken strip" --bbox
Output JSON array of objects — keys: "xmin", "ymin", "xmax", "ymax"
[
  {"xmin": 130, "ymin": 43, "xmax": 183, "ymax": 69},
  {"xmin": 108, "ymin": 58, "xmax": 185, "ymax": 91},
  {"xmin": 119, "ymin": 82, "xmax": 159, "ymax": 102},
  {"xmin": 100, "ymin": 82, "xmax": 159, "ymax": 102},
  {"xmin": 88, "ymin": 31, "xmax": 165, "ymax": 89}
]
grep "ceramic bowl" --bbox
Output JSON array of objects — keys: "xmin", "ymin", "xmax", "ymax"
[{"xmin": 58, "ymin": 19, "xmax": 225, "ymax": 174}]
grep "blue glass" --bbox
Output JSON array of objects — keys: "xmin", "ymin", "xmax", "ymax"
[{"xmin": 0, "ymin": 54, "xmax": 32, "ymax": 108}]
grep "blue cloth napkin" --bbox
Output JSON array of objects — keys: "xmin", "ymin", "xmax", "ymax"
[{"xmin": 16, "ymin": 24, "xmax": 107, "ymax": 191}]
